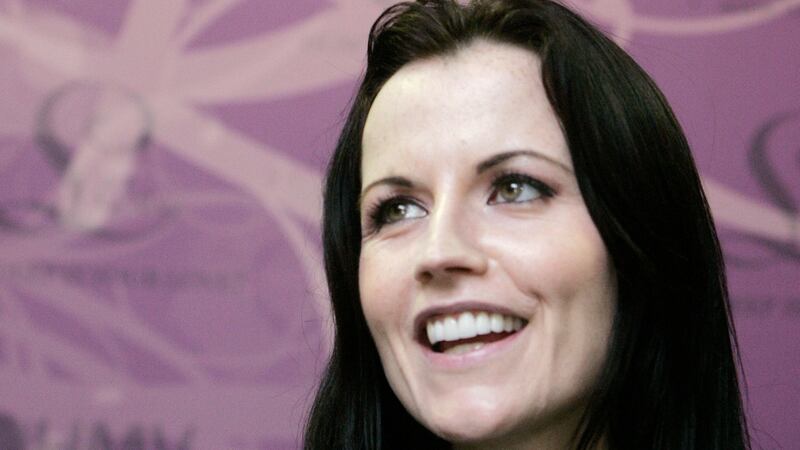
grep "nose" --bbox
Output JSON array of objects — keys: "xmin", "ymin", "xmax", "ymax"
[{"xmin": 414, "ymin": 202, "xmax": 489, "ymax": 284}]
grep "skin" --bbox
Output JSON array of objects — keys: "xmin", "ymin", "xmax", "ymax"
[{"xmin": 358, "ymin": 39, "xmax": 616, "ymax": 450}]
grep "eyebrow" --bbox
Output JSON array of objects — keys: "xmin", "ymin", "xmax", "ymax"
[
  {"xmin": 358, "ymin": 176, "xmax": 413, "ymax": 210},
  {"xmin": 476, "ymin": 149, "xmax": 572, "ymax": 175},
  {"xmin": 358, "ymin": 149, "xmax": 571, "ymax": 209}
]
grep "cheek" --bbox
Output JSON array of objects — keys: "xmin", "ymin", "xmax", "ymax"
[
  {"xmin": 546, "ymin": 235, "xmax": 614, "ymax": 302},
  {"xmin": 358, "ymin": 247, "xmax": 418, "ymax": 401},
  {"xmin": 490, "ymin": 210, "xmax": 616, "ymax": 370},
  {"xmin": 496, "ymin": 211, "xmax": 613, "ymax": 301},
  {"xmin": 523, "ymin": 229, "xmax": 616, "ymax": 332},
  {"xmin": 358, "ymin": 248, "xmax": 407, "ymax": 338},
  {"xmin": 358, "ymin": 252, "xmax": 382, "ymax": 328},
  {"xmin": 530, "ymin": 219, "xmax": 616, "ymax": 381}
]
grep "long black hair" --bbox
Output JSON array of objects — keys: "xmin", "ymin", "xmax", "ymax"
[{"xmin": 304, "ymin": 1, "xmax": 750, "ymax": 449}]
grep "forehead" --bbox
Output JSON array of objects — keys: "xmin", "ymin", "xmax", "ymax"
[{"xmin": 361, "ymin": 39, "xmax": 569, "ymax": 180}]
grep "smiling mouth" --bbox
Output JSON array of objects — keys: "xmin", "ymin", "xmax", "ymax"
[{"xmin": 424, "ymin": 311, "xmax": 527, "ymax": 355}]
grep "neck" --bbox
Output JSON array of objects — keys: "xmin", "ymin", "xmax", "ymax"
[{"xmin": 454, "ymin": 435, "xmax": 607, "ymax": 450}]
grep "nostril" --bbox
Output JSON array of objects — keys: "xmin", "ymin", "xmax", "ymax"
[
  {"xmin": 415, "ymin": 264, "xmax": 484, "ymax": 285},
  {"xmin": 413, "ymin": 228, "xmax": 489, "ymax": 282},
  {"xmin": 415, "ymin": 270, "xmax": 433, "ymax": 284}
]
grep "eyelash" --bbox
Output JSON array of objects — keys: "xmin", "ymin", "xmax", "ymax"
[
  {"xmin": 362, "ymin": 171, "xmax": 555, "ymax": 235},
  {"xmin": 363, "ymin": 195, "xmax": 419, "ymax": 236},
  {"xmin": 489, "ymin": 170, "xmax": 555, "ymax": 204}
]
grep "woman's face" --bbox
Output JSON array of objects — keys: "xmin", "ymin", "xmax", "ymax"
[{"xmin": 358, "ymin": 40, "xmax": 616, "ymax": 448}]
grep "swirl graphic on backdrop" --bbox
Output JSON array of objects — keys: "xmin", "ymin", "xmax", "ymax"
[
  {"xmin": 722, "ymin": 109, "xmax": 800, "ymax": 266},
  {"xmin": 574, "ymin": 0, "xmax": 800, "ymax": 44}
]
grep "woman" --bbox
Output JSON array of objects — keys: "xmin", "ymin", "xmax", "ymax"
[{"xmin": 305, "ymin": 1, "xmax": 750, "ymax": 449}]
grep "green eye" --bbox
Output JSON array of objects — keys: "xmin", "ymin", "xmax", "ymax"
[
  {"xmin": 385, "ymin": 203, "xmax": 412, "ymax": 222},
  {"xmin": 498, "ymin": 181, "xmax": 528, "ymax": 202},
  {"xmin": 490, "ymin": 175, "xmax": 546, "ymax": 204},
  {"xmin": 374, "ymin": 198, "xmax": 427, "ymax": 226}
]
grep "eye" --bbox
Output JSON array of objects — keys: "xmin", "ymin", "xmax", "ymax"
[
  {"xmin": 382, "ymin": 201, "xmax": 426, "ymax": 223},
  {"xmin": 366, "ymin": 196, "xmax": 427, "ymax": 231},
  {"xmin": 488, "ymin": 173, "xmax": 553, "ymax": 204}
]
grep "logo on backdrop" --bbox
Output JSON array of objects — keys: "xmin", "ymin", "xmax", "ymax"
[{"xmin": 0, "ymin": 81, "xmax": 161, "ymax": 237}]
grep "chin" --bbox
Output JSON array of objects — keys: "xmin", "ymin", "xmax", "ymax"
[
  {"xmin": 408, "ymin": 387, "xmax": 587, "ymax": 448},
  {"xmin": 421, "ymin": 400, "xmax": 518, "ymax": 444}
]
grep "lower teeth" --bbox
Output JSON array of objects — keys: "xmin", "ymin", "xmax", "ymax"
[{"xmin": 443, "ymin": 342, "xmax": 485, "ymax": 355}]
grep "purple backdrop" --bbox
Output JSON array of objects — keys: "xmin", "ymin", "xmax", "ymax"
[{"xmin": 0, "ymin": 0, "xmax": 797, "ymax": 449}]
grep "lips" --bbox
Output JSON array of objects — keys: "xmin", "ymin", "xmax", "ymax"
[{"xmin": 415, "ymin": 303, "xmax": 528, "ymax": 355}]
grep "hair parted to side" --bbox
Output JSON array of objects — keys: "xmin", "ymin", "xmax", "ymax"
[{"xmin": 304, "ymin": 1, "xmax": 750, "ymax": 449}]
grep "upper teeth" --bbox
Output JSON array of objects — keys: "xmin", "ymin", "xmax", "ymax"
[{"xmin": 426, "ymin": 311, "xmax": 524, "ymax": 346}]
